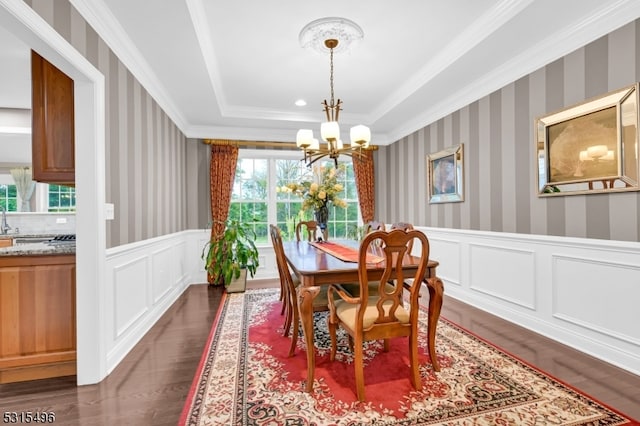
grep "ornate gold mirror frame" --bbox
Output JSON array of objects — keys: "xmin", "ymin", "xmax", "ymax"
[{"xmin": 536, "ymin": 83, "xmax": 640, "ymax": 196}]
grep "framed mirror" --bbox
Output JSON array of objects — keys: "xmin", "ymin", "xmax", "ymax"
[
  {"xmin": 427, "ymin": 144, "xmax": 464, "ymax": 203},
  {"xmin": 536, "ymin": 83, "xmax": 640, "ymax": 196}
]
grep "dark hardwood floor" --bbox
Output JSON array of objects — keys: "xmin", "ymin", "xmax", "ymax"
[
  {"xmin": 0, "ymin": 283, "xmax": 224, "ymax": 426},
  {"xmin": 1, "ymin": 282, "xmax": 639, "ymax": 425}
]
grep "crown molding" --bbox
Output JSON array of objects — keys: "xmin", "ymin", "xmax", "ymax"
[
  {"xmin": 384, "ymin": 0, "xmax": 640, "ymax": 143},
  {"xmin": 185, "ymin": 124, "xmax": 393, "ymax": 146},
  {"xmin": 70, "ymin": 0, "xmax": 188, "ymax": 132},
  {"xmin": 185, "ymin": 0, "xmax": 226, "ymax": 115},
  {"xmin": 370, "ymin": 0, "xmax": 535, "ymax": 125}
]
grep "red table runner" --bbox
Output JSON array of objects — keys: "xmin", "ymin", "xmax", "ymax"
[{"xmin": 309, "ymin": 241, "xmax": 384, "ymax": 263}]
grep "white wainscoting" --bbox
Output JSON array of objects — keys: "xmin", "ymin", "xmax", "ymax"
[
  {"xmin": 103, "ymin": 229, "xmax": 279, "ymax": 375},
  {"xmin": 105, "ymin": 231, "xmax": 201, "ymax": 374},
  {"xmin": 418, "ymin": 226, "xmax": 640, "ymax": 376}
]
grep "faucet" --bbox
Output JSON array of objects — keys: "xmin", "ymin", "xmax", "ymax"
[{"xmin": 1, "ymin": 206, "xmax": 11, "ymax": 235}]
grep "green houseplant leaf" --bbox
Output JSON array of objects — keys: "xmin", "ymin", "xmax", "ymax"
[{"xmin": 202, "ymin": 219, "xmax": 260, "ymax": 287}]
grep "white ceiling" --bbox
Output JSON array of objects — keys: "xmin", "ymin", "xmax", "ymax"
[{"xmin": 2, "ymin": 0, "xmax": 640, "ymax": 151}]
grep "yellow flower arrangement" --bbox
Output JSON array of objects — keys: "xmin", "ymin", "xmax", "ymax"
[{"xmin": 276, "ymin": 164, "xmax": 348, "ymax": 211}]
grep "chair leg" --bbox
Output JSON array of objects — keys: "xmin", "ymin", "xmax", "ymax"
[
  {"xmin": 282, "ymin": 291, "xmax": 292, "ymax": 337},
  {"xmin": 383, "ymin": 338, "xmax": 390, "ymax": 352},
  {"xmin": 283, "ymin": 315, "xmax": 291, "ymax": 337},
  {"xmin": 409, "ymin": 332, "xmax": 422, "ymax": 391},
  {"xmin": 327, "ymin": 314, "xmax": 338, "ymax": 361},
  {"xmin": 279, "ymin": 280, "xmax": 285, "ymax": 313},
  {"xmin": 288, "ymin": 304, "xmax": 299, "ymax": 357},
  {"xmin": 354, "ymin": 338, "xmax": 366, "ymax": 402}
]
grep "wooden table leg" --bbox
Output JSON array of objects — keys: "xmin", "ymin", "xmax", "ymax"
[
  {"xmin": 425, "ymin": 277, "xmax": 444, "ymax": 371},
  {"xmin": 297, "ymin": 286, "xmax": 320, "ymax": 392}
]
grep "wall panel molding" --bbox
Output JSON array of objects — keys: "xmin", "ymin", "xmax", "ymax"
[
  {"xmin": 151, "ymin": 245, "xmax": 175, "ymax": 304},
  {"xmin": 468, "ymin": 243, "xmax": 536, "ymax": 310},
  {"xmin": 425, "ymin": 236, "xmax": 462, "ymax": 286},
  {"xmin": 552, "ymin": 254, "xmax": 640, "ymax": 346},
  {"xmin": 112, "ymin": 256, "xmax": 149, "ymax": 339}
]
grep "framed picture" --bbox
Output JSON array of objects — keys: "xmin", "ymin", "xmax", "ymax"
[
  {"xmin": 427, "ymin": 144, "xmax": 464, "ymax": 203},
  {"xmin": 536, "ymin": 83, "xmax": 640, "ymax": 196}
]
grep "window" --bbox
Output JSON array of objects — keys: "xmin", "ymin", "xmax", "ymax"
[
  {"xmin": 228, "ymin": 150, "xmax": 361, "ymax": 244},
  {"xmin": 0, "ymin": 184, "xmax": 18, "ymax": 211},
  {"xmin": 275, "ymin": 159, "xmax": 313, "ymax": 239},
  {"xmin": 0, "ymin": 173, "xmax": 76, "ymax": 213},
  {"xmin": 48, "ymin": 184, "xmax": 76, "ymax": 212},
  {"xmin": 229, "ymin": 158, "xmax": 268, "ymax": 243},
  {"xmin": 326, "ymin": 161, "xmax": 359, "ymax": 239}
]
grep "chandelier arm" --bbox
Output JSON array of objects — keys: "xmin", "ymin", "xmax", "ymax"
[
  {"xmin": 323, "ymin": 101, "xmax": 331, "ymax": 122},
  {"xmin": 350, "ymin": 149, "xmax": 365, "ymax": 161},
  {"xmin": 306, "ymin": 152, "xmax": 331, "ymax": 167}
]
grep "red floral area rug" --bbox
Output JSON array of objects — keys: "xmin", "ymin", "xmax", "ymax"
[{"xmin": 179, "ymin": 288, "xmax": 639, "ymax": 425}]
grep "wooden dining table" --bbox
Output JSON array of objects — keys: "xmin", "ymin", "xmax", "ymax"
[{"xmin": 282, "ymin": 239, "xmax": 443, "ymax": 392}]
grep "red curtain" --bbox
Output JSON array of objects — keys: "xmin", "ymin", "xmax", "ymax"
[
  {"xmin": 353, "ymin": 150, "xmax": 375, "ymax": 223},
  {"xmin": 208, "ymin": 143, "xmax": 239, "ymax": 283}
]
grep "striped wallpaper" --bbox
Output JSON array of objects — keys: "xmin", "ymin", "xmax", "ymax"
[
  {"xmin": 24, "ymin": 1, "xmax": 640, "ymax": 244},
  {"xmin": 376, "ymin": 19, "xmax": 640, "ymax": 242},
  {"xmin": 25, "ymin": 0, "xmax": 191, "ymax": 248}
]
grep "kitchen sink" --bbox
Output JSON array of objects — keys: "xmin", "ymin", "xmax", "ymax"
[{"xmin": 12, "ymin": 236, "xmax": 53, "ymax": 245}]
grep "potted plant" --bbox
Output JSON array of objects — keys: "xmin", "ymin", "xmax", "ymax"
[{"xmin": 202, "ymin": 219, "xmax": 260, "ymax": 293}]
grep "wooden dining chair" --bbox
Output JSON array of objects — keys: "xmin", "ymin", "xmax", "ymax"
[
  {"xmin": 270, "ymin": 225, "xmax": 356, "ymax": 357},
  {"xmin": 270, "ymin": 225, "xmax": 297, "ymax": 333},
  {"xmin": 364, "ymin": 220, "xmax": 386, "ymax": 234},
  {"xmin": 295, "ymin": 220, "xmax": 318, "ymax": 242},
  {"xmin": 326, "ymin": 228, "xmax": 437, "ymax": 401},
  {"xmin": 391, "ymin": 222, "xmax": 415, "ymax": 254},
  {"xmin": 363, "ymin": 220, "xmax": 386, "ymax": 248},
  {"xmin": 390, "ymin": 222, "xmax": 418, "ymax": 291}
]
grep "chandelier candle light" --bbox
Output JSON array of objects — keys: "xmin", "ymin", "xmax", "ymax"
[{"xmin": 296, "ymin": 18, "xmax": 372, "ymax": 167}]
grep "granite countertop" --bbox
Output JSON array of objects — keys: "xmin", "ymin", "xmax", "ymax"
[
  {"xmin": 0, "ymin": 234, "xmax": 76, "ymax": 257},
  {"xmin": 1, "ymin": 233, "xmax": 57, "ymax": 239},
  {"xmin": 0, "ymin": 242, "xmax": 76, "ymax": 256}
]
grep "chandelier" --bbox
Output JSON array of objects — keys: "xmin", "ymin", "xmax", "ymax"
[{"xmin": 296, "ymin": 18, "xmax": 372, "ymax": 166}]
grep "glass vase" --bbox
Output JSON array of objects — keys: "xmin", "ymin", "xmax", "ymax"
[{"xmin": 314, "ymin": 204, "xmax": 329, "ymax": 240}]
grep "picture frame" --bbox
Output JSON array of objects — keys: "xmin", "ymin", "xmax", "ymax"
[
  {"xmin": 427, "ymin": 144, "xmax": 464, "ymax": 204},
  {"xmin": 535, "ymin": 83, "xmax": 640, "ymax": 197}
]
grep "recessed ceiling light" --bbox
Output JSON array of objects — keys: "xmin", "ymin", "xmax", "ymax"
[{"xmin": 295, "ymin": 99, "xmax": 307, "ymax": 107}]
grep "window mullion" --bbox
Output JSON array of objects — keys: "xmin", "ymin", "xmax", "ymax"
[{"xmin": 267, "ymin": 157, "xmax": 278, "ymax": 227}]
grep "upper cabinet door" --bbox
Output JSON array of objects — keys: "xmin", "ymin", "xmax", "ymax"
[{"xmin": 31, "ymin": 50, "xmax": 75, "ymax": 185}]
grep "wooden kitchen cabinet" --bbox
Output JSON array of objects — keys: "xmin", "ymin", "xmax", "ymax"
[
  {"xmin": 0, "ymin": 255, "xmax": 76, "ymax": 383},
  {"xmin": 31, "ymin": 50, "xmax": 75, "ymax": 185}
]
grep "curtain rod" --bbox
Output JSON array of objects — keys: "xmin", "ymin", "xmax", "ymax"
[
  {"xmin": 202, "ymin": 138, "xmax": 378, "ymax": 151},
  {"xmin": 203, "ymin": 139, "xmax": 297, "ymax": 149}
]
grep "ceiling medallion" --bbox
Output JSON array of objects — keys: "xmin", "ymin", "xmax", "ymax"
[{"xmin": 298, "ymin": 17, "xmax": 364, "ymax": 54}]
